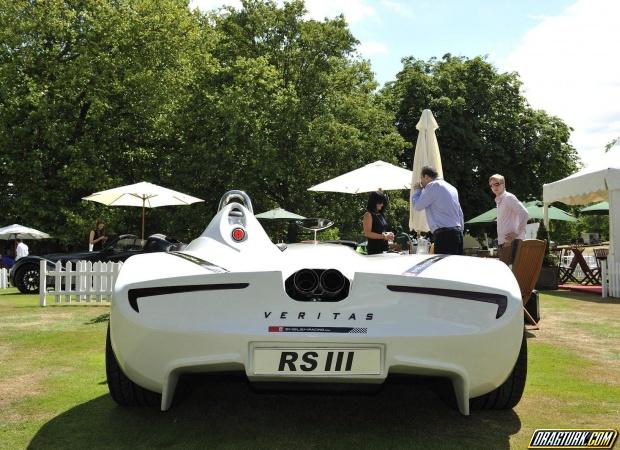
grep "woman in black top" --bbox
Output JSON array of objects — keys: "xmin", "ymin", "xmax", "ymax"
[
  {"xmin": 89, "ymin": 220, "xmax": 108, "ymax": 251},
  {"xmin": 362, "ymin": 191, "xmax": 394, "ymax": 255}
]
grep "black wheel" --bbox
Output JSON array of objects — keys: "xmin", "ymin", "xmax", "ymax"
[
  {"xmin": 106, "ymin": 325, "xmax": 161, "ymax": 407},
  {"xmin": 470, "ymin": 332, "xmax": 527, "ymax": 410},
  {"xmin": 14, "ymin": 264, "xmax": 39, "ymax": 294}
]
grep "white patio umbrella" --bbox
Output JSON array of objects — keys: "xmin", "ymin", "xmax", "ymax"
[
  {"xmin": 256, "ymin": 208, "xmax": 306, "ymax": 243},
  {"xmin": 307, "ymin": 160, "xmax": 412, "ymax": 194},
  {"xmin": 409, "ymin": 109, "xmax": 444, "ymax": 233},
  {"xmin": 255, "ymin": 208, "xmax": 306, "ymax": 220},
  {"xmin": 82, "ymin": 181, "xmax": 204, "ymax": 240},
  {"xmin": 0, "ymin": 224, "xmax": 51, "ymax": 240},
  {"xmin": 0, "ymin": 224, "xmax": 51, "ymax": 257}
]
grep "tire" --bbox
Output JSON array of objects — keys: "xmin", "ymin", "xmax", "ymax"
[
  {"xmin": 14, "ymin": 264, "xmax": 40, "ymax": 294},
  {"xmin": 470, "ymin": 332, "xmax": 527, "ymax": 410},
  {"xmin": 106, "ymin": 325, "xmax": 161, "ymax": 407}
]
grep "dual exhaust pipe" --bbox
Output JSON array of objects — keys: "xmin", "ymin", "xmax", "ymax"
[{"xmin": 292, "ymin": 269, "xmax": 347, "ymax": 299}]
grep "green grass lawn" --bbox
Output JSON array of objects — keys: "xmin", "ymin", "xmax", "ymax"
[{"xmin": 1, "ymin": 288, "xmax": 619, "ymax": 449}]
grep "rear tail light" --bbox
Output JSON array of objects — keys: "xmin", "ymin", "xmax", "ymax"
[{"xmin": 231, "ymin": 227, "xmax": 246, "ymax": 242}]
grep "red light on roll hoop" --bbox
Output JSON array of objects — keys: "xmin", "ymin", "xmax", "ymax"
[{"xmin": 231, "ymin": 227, "xmax": 246, "ymax": 242}]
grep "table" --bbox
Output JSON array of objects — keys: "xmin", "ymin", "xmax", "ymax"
[{"xmin": 557, "ymin": 246, "xmax": 604, "ymax": 285}]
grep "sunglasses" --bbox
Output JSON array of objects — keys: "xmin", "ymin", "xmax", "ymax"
[{"xmin": 489, "ymin": 182, "xmax": 502, "ymax": 188}]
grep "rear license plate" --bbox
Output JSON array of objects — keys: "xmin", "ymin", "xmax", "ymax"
[{"xmin": 252, "ymin": 348, "xmax": 381, "ymax": 375}]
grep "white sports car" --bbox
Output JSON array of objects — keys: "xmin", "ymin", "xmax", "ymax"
[{"xmin": 106, "ymin": 191, "xmax": 527, "ymax": 415}]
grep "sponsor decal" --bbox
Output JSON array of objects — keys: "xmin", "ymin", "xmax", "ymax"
[
  {"xmin": 268, "ymin": 326, "xmax": 367, "ymax": 334},
  {"xmin": 403, "ymin": 255, "xmax": 448, "ymax": 276},
  {"xmin": 528, "ymin": 429, "xmax": 618, "ymax": 449}
]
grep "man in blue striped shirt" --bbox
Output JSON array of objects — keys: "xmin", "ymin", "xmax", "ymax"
[{"xmin": 411, "ymin": 166, "xmax": 464, "ymax": 255}]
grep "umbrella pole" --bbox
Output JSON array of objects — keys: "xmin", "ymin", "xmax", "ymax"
[{"xmin": 141, "ymin": 200, "xmax": 145, "ymax": 241}]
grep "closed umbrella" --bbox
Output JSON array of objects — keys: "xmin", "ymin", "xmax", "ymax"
[
  {"xmin": 466, "ymin": 200, "xmax": 576, "ymax": 224},
  {"xmin": 307, "ymin": 160, "xmax": 411, "ymax": 194},
  {"xmin": 409, "ymin": 109, "xmax": 443, "ymax": 233},
  {"xmin": 82, "ymin": 182, "xmax": 204, "ymax": 240}
]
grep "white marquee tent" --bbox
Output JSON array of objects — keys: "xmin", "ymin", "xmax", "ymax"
[{"xmin": 543, "ymin": 142, "xmax": 620, "ymax": 297}]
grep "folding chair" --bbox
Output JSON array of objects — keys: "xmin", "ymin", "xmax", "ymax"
[
  {"xmin": 511, "ymin": 239, "xmax": 546, "ymax": 329},
  {"xmin": 558, "ymin": 247, "xmax": 580, "ymax": 284},
  {"xmin": 594, "ymin": 248, "xmax": 609, "ymax": 295}
]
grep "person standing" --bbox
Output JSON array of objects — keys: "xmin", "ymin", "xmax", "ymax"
[
  {"xmin": 411, "ymin": 166, "xmax": 464, "ymax": 255},
  {"xmin": 363, "ymin": 190, "xmax": 394, "ymax": 255},
  {"xmin": 489, "ymin": 174, "xmax": 529, "ymax": 264},
  {"xmin": 0, "ymin": 253, "xmax": 15, "ymax": 268},
  {"xmin": 89, "ymin": 220, "xmax": 108, "ymax": 251},
  {"xmin": 15, "ymin": 239, "xmax": 29, "ymax": 260}
]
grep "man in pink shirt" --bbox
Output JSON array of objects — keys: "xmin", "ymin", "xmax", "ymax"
[{"xmin": 489, "ymin": 174, "xmax": 529, "ymax": 264}]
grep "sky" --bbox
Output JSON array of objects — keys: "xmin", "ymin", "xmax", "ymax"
[{"xmin": 190, "ymin": 0, "xmax": 620, "ymax": 165}]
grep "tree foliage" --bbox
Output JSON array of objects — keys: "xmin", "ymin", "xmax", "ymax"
[
  {"xmin": 1, "ymin": 3, "xmax": 582, "ymax": 251},
  {"xmin": 0, "ymin": 0, "xmax": 405, "ymax": 248},
  {"xmin": 381, "ymin": 55, "xmax": 580, "ymax": 232},
  {"xmin": 605, "ymin": 136, "xmax": 619, "ymax": 152},
  {"xmin": 0, "ymin": 0, "xmax": 205, "ymax": 246}
]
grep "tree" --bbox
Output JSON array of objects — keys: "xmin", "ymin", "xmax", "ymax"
[
  {"xmin": 605, "ymin": 136, "xmax": 619, "ymax": 152},
  {"xmin": 174, "ymin": 0, "xmax": 406, "ymax": 238},
  {"xmin": 381, "ymin": 55, "xmax": 580, "ymax": 230},
  {"xmin": 0, "ymin": 0, "xmax": 406, "ymax": 246},
  {"xmin": 0, "ymin": 0, "xmax": 208, "ymax": 245}
]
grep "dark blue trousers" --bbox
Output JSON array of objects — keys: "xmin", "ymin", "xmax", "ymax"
[{"xmin": 433, "ymin": 228, "xmax": 463, "ymax": 255}]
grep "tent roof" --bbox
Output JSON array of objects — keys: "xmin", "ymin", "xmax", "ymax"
[{"xmin": 543, "ymin": 142, "xmax": 620, "ymax": 205}]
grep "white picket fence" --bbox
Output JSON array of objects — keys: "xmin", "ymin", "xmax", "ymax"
[
  {"xmin": 607, "ymin": 261, "xmax": 620, "ymax": 299},
  {"xmin": 0, "ymin": 268, "xmax": 8, "ymax": 289},
  {"xmin": 39, "ymin": 260, "xmax": 123, "ymax": 306}
]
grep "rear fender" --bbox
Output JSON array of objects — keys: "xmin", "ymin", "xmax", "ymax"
[{"xmin": 349, "ymin": 272, "xmax": 522, "ymax": 329}]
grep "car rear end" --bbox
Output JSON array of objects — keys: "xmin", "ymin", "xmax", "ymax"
[{"xmin": 109, "ymin": 251, "xmax": 523, "ymax": 414}]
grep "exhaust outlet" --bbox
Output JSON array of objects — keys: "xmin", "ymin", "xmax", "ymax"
[
  {"xmin": 293, "ymin": 269, "xmax": 319, "ymax": 295},
  {"xmin": 319, "ymin": 269, "xmax": 346, "ymax": 296}
]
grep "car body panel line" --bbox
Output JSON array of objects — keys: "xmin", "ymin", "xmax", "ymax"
[
  {"xmin": 386, "ymin": 285, "xmax": 508, "ymax": 319},
  {"xmin": 128, "ymin": 283, "xmax": 250, "ymax": 312}
]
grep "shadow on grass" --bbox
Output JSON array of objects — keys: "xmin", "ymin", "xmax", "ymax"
[
  {"xmin": 525, "ymin": 330, "xmax": 537, "ymax": 339},
  {"xmin": 85, "ymin": 313, "xmax": 109, "ymax": 324},
  {"xmin": 542, "ymin": 289, "xmax": 620, "ymax": 305},
  {"xmin": 0, "ymin": 291, "xmax": 17, "ymax": 296},
  {"xmin": 29, "ymin": 377, "xmax": 521, "ymax": 449}
]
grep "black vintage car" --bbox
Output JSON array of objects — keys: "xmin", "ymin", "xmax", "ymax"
[{"xmin": 10, "ymin": 234, "xmax": 184, "ymax": 294}]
